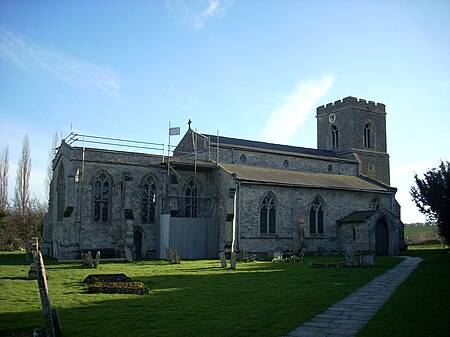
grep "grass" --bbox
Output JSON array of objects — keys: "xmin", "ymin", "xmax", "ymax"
[
  {"xmin": 404, "ymin": 225, "xmax": 443, "ymax": 246},
  {"xmin": 356, "ymin": 248, "xmax": 450, "ymax": 337},
  {"xmin": 0, "ymin": 251, "xmax": 400, "ymax": 337}
]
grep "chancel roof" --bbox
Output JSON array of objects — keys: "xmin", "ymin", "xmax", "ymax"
[
  {"xmin": 202, "ymin": 134, "xmax": 349, "ymax": 160},
  {"xmin": 219, "ymin": 164, "xmax": 393, "ymax": 193}
]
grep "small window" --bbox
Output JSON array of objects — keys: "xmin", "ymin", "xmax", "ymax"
[
  {"xmin": 371, "ymin": 198, "xmax": 380, "ymax": 210},
  {"xmin": 94, "ymin": 172, "xmax": 111, "ymax": 223},
  {"xmin": 309, "ymin": 196, "xmax": 324, "ymax": 235},
  {"xmin": 331, "ymin": 125, "xmax": 339, "ymax": 149},
  {"xmin": 260, "ymin": 193, "xmax": 276, "ymax": 234},
  {"xmin": 283, "ymin": 159, "xmax": 289, "ymax": 168},
  {"xmin": 240, "ymin": 154, "xmax": 247, "ymax": 163}
]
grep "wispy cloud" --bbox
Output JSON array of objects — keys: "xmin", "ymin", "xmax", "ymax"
[
  {"xmin": 0, "ymin": 28, "xmax": 120, "ymax": 98},
  {"xmin": 260, "ymin": 75, "xmax": 335, "ymax": 144},
  {"xmin": 167, "ymin": 0, "xmax": 235, "ymax": 32}
]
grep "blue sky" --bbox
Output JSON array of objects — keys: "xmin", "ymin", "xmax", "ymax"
[{"xmin": 0, "ymin": 0, "xmax": 449, "ymax": 223}]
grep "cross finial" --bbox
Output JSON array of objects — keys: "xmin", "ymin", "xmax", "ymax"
[{"xmin": 188, "ymin": 119, "xmax": 192, "ymax": 129}]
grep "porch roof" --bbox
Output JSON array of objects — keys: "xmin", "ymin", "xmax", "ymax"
[
  {"xmin": 219, "ymin": 164, "xmax": 393, "ymax": 193},
  {"xmin": 338, "ymin": 211, "xmax": 377, "ymax": 223}
]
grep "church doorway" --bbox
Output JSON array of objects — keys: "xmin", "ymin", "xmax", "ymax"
[
  {"xmin": 375, "ymin": 219, "xmax": 389, "ymax": 255},
  {"xmin": 133, "ymin": 229, "xmax": 143, "ymax": 258}
]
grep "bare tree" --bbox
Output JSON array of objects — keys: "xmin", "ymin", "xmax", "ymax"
[
  {"xmin": 14, "ymin": 135, "xmax": 32, "ymax": 216},
  {"xmin": 0, "ymin": 145, "xmax": 8, "ymax": 211}
]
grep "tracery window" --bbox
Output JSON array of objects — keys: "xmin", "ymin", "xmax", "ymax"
[
  {"xmin": 185, "ymin": 180, "xmax": 198, "ymax": 218},
  {"xmin": 94, "ymin": 172, "xmax": 111, "ymax": 223},
  {"xmin": 142, "ymin": 176, "xmax": 157, "ymax": 224},
  {"xmin": 309, "ymin": 196, "xmax": 324, "ymax": 235},
  {"xmin": 364, "ymin": 123, "xmax": 373, "ymax": 148},
  {"xmin": 260, "ymin": 193, "xmax": 276, "ymax": 234},
  {"xmin": 331, "ymin": 125, "xmax": 339, "ymax": 149},
  {"xmin": 57, "ymin": 165, "xmax": 65, "ymax": 221}
]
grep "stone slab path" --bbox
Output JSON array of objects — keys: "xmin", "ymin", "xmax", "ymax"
[{"xmin": 285, "ymin": 256, "xmax": 422, "ymax": 337}]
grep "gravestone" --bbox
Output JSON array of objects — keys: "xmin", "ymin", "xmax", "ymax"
[
  {"xmin": 93, "ymin": 251, "xmax": 101, "ymax": 268},
  {"xmin": 86, "ymin": 251, "xmax": 94, "ymax": 267},
  {"xmin": 125, "ymin": 247, "xmax": 133, "ymax": 262},
  {"xmin": 219, "ymin": 252, "xmax": 227, "ymax": 269},
  {"xmin": 28, "ymin": 263, "xmax": 37, "ymax": 279},
  {"xmin": 230, "ymin": 252, "xmax": 237, "ymax": 270},
  {"xmin": 359, "ymin": 254, "xmax": 375, "ymax": 266}
]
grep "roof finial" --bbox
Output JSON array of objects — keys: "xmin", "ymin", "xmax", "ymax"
[{"xmin": 188, "ymin": 119, "xmax": 192, "ymax": 130}]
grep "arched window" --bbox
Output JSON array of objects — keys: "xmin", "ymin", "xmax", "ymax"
[
  {"xmin": 57, "ymin": 165, "xmax": 65, "ymax": 221},
  {"xmin": 94, "ymin": 172, "xmax": 111, "ymax": 223},
  {"xmin": 309, "ymin": 196, "xmax": 324, "ymax": 234},
  {"xmin": 185, "ymin": 180, "xmax": 198, "ymax": 218},
  {"xmin": 142, "ymin": 176, "xmax": 157, "ymax": 224},
  {"xmin": 331, "ymin": 125, "xmax": 339, "ymax": 149},
  {"xmin": 364, "ymin": 123, "xmax": 373, "ymax": 148},
  {"xmin": 260, "ymin": 193, "xmax": 276, "ymax": 234}
]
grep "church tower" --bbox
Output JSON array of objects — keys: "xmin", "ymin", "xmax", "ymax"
[{"xmin": 316, "ymin": 96, "xmax": 390, "ymax": 185}]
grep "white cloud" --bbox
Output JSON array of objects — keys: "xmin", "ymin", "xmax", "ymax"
[
  {"xmin": 167, "ymin": 0, "xmax": 235, "ymax": 32},
  {"xmin": 0, "ymin": 28, "xmax": 120, "ymax": 98},
  {"xmin": 260, "ymin": 75, "xmax": 334, "ymax": 144}
]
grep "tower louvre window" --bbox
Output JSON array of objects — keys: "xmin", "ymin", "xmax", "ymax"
[
  {"xmin": 364, "ymin": 123, "xmax": 373, "ymax": 148},
  {"xmin": 331, "ymin": 125, "xmax": 339, "ymax": 149}
]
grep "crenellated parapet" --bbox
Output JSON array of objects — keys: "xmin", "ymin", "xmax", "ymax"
[{"xmin": 317, "ymin": 96, "xmax": 385, "ymax": 116}]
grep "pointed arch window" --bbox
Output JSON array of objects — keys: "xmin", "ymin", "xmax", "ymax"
[
  {"xmin": 57, "ymin": 165, "xmax": 65, "ymax": 221},
  {"xmin": 309, "ymin": 197, "xmax": 324, "ymax": 234},
  {"xmin": 94, "ymin": 172, "xmax": 111, "ymax": 223},
  {"xmin": 142, "ymin": 176, "xmax": 157, "ymax": 224},
  {"xmin": 331, "ymin": 125, "xmax": 339, "ymax": 149},
  {"xmin": 185, "ymin": 180, "xmax": 198, "ymax": 218},
  {"xmin": 260, "ymin": 193, "xmax": 276, "ymax": 234},
  {"xmin": 364, "ymin": 123, "xmax": 373, "ymax": 148}
]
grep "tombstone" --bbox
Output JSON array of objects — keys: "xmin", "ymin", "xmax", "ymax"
[
  {"xmin": 346, "ymin": 245, "xmax": 354, "ymax": 257},
  {"xmin": 28, "ymin": 263, "xmax": 37, "ymax": 279},
  {"xmin": 219, "ymin": 252, "xmax": 227, "ymax": 269},
  {"xmin": 86, "ymin": 251, "xmax": 94, "ymax": 267},
  {"xmin": 241, "ymin": 249, "xmax": 247, "ymax": 262},
  {"xmin": 230, "ymin": 252, "xmax": 237, "ymax": 270},
  {"xmin": 93, "ymin": 251, "xmax": 101, "ymax": 268},
  {"xmin": 359, "ymin": 254, "xmax": 375, "ymax": 266},
  {"xmin": 175, "ymin": 255, "xmax": 181, "ymax": 264},
  {"xmin": 125, "ymin": 247, "xmax": 133, "ymax": 262}
]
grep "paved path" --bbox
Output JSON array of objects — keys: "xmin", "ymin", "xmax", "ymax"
[{"xmin": 285, "ymin": 256, "xmax": 422, "ymax": 337}]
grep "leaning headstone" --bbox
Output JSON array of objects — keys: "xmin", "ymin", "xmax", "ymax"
[
  {"xmin": 230, "ymin": 252, "xmax": 237, "ymax": 270},
  {"xmin": 219, "ymin": 252, "xmax": 227, "ymax": 269},
  {"xmin": 93, "ymin": 251, "xmax": 101, "ymax": 268},
  {"xmin": 31, "ymin": 237, "xmax": 56, "ymax": 337}
]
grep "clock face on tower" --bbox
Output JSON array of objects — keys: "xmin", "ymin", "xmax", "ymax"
[{"xmin": 328, "ymin": 113, "xmax": 336, "ymax": 123}]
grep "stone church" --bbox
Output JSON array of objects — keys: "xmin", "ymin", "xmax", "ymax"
[{"xmin": 43, "ymin": 96, "xmax": 405, "ymax": 260}]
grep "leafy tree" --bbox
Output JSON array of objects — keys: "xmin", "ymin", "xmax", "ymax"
[{"xmin": 410, "ymin": 160, "xmax": 450, "ymax": 244}]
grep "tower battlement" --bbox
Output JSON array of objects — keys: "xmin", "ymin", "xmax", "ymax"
[{"xmin": 317, "ymin": 96, "xmax": 385, "ymax": 115}]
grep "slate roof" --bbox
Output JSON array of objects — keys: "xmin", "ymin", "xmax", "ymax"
[
  {"xmin": 219, "ymin": 164, "xmax": 393, "ymax": 193},
  {"xmin": 338, "ymin": 211, "xmax": 378, "ymax": 223},
  {"xmin": 202, "ymin": 134, "xmax": 350, "ymax": 160}
]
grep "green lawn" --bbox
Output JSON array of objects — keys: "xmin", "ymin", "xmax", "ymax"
[
  {"xmin": 0, "ymin": 252, "xmax": 399, "ymax": 337},
  {"xmin": 356, "ymin": 248, "xmax": 450, "ymax": 337}
]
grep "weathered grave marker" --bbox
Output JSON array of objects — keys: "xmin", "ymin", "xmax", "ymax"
[
  {"xmin": 94, "ymin": 251, "xmax": 101, "ymax": 268},
  {"xmin": 219, "ymin": 252, "xmax": 227, "ymax": 269},
  {"xmin": 230, "ymin": 252, "xmax": 237, "ymax": 270}
]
